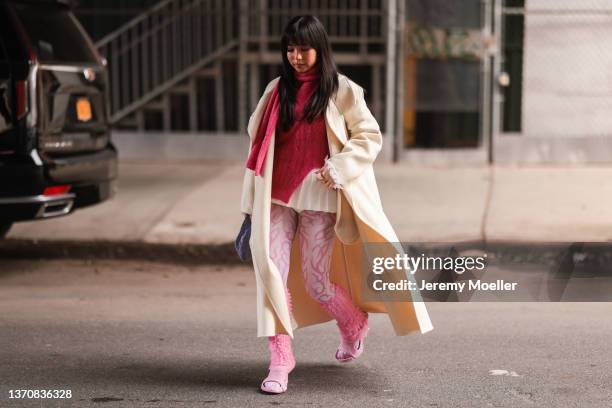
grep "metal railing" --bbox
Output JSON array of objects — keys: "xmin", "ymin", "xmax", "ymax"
[
  {"xmin": 244, "ymin": 0, "xmax": 386, "ymax": 50},
  {"xmin": 96, "ymin": 0, "xmax": 239, "ymax": 124},
  {"xmin": 95, "ymin": 0, "xmax": 386, "ymax": 129}
]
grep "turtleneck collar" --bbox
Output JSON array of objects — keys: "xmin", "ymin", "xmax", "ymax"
[{"xmin": 295, "ymin": 65, "xmax": 320, "ymax": 82}]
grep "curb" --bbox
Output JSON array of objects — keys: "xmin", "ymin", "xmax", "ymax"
[
  {"xmin": 0, "ymin": 239, "xmax": 245, "ymax": 265},
  {"xmin": 2, "ymin": 239, "xmax": 609, "ymax": 271}
]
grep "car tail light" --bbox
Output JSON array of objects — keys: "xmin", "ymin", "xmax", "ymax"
[
  {"xmin": 15, "ymin": 80, "xmax": 28, "ymax": 120},
  {"xmin": 43, "ymin": 185, "xmax": 71, "ymax": 196}
]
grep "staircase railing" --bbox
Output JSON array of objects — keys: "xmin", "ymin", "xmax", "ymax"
[
  {"xmin": 96, "ymin": 0, "xmax": 239, "ymax": 124},
  {"xmin": 95, "ymin": 0, "xmax": 386, "ymax": 127}
]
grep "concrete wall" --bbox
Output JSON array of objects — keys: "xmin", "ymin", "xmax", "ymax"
[
  {"xmin": 112, "ymin": 131, "xmax": 394, "ymax": 163},
  {"xmin": 112, "ymin": 132, "xmax": 249, "ymax": 162}
]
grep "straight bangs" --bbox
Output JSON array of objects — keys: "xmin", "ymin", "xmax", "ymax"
[{"xmin": 281, "ymin": 27, "xmax": 317, "ymax": 51}]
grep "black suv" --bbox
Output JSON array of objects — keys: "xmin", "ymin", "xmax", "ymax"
[{"xmin": 0, "ymin": 0, "xmax": 118, "ymax": 238}]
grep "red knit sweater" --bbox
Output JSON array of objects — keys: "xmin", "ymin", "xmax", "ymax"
[{"xmin": 272, "ymin": 70, "xmax": 329, "ymax": 203}]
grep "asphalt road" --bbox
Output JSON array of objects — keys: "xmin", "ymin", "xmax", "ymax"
[{"xmin": 0, "ymin": 259, "xmax": 610, "ymax": 407}]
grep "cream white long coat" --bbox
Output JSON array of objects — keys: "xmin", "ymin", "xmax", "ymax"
[{"xmin": 241, "ymin": 73, "xmax": 433, "ymax": 338}]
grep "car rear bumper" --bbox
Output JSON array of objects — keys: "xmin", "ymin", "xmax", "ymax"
[
  {"xmin": 0, "ymin": 146, "xmax": 118, "ymax": 222},
  {"xmin": 0, "ymin": 179, "xmax": 116, "ymax": 222},
  {"xmin": 0, "ymin": 193, "xmax": 75, "ymax": 221}
]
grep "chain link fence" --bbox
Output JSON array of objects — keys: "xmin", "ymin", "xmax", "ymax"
[{"xmin": 503, "ymin": 0, "xmax": 612, "ymax": 138}]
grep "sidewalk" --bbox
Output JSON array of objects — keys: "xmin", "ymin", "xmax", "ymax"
[{"xmin": 6, "ymin": 161, "xmax": 612, "ymax": 248}]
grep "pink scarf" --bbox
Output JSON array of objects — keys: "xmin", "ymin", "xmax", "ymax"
[
  {"xmin": 245, "ymin": 80, "xmax": 281, "ymax": 176},
  {"xmin": 246, "ymin": 68, "xmax": 329, "ymax": 202}
]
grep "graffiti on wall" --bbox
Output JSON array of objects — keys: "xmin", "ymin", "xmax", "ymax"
[{"xmin": 406, "ymin": 24, "xmax": 495, "ymax": 59}]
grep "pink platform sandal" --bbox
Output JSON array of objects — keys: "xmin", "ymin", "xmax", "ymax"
[
  {"xmin": 260, "ymin": 290, "xmax": 296, "ymax": 394},
  {"xmin": 260, "ymin": 334, "xmax": 296, "ymax": 394},
  {"xmin": 319, "ymin": 284, "xmax": 369, "ymax": 363},
  {"xmin": 335, "ymin": 319, "xmax": 369, "ymax": 362}
]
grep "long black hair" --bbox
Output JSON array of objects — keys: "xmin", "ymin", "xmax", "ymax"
[{"xmin": 279, "ymin": 15, "xmax": 339, "ymax": 132}]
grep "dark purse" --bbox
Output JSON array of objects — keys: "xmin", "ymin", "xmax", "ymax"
[{"xmin": 235, "ymin": 214, "xmax": 252, "ymax": 262}]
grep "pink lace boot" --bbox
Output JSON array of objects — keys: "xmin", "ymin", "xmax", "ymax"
[
  {"xmin": 319, "ymin": 284, "xmax": 369, "ymax": 363},
  {"xmin": 260, "ymin": 291, "xmax": 296, "ymax": 394}
]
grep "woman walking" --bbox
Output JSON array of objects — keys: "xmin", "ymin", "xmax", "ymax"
[{"xmin": 240, "ymin": 15, "xmax": 433, "ymax": 394}]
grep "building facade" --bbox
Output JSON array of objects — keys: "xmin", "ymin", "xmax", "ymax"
[{"xmin": 74, "ymin": 0, "xmax": 612, "ymax": 163}]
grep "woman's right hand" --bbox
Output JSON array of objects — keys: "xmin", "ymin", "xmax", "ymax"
[{"xmin": 315, "ymin": 162, "xmax": 343, "ymax": 190}]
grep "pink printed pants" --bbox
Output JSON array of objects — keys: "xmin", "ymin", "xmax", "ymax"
[{"xmin": 269, "ymin": 203, "xmax": 337, "ymax": 303}]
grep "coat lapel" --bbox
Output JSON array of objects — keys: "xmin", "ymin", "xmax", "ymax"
[
  {"xmin": 247, "ymin": 88, "xmax": 274, "ymax": 141},
  {"xmin": 325, "ymin": 99, "xmax": 348, "ymax": 146}
]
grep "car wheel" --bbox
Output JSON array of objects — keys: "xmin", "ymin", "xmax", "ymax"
[{"xmin": 0, "ymin": 222, "xmax": 12, "ymax": 239}]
